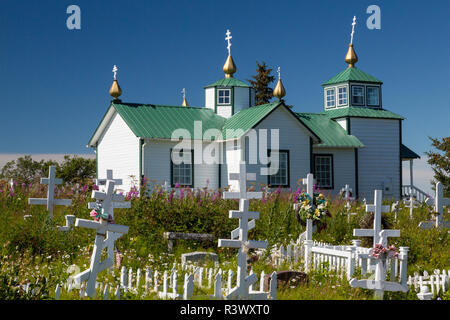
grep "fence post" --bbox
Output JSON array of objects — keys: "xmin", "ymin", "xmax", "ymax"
[
  {"xmin": 183, "ymin": 274, "xmax": 194, "ymax": 300},
  {"xmin": 304, "ymin": 240, "xmax": 313, "ymax": 273},
  {"xmin": 269, "ymin": 271, "xmax": 277, "ymax": 300},
  {"xmin": 346, "ymin": 247, "xmax": 355, "ymax": 279},
  {"xmin": 214, "ymin": 272, "xmax": 222, "ymax": 299},
  {"xmin": 399, "ymin": 247, "xmax": 409, "ymax": 286}
]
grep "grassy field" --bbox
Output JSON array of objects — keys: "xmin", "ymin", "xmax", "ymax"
[{"xmin": 0, "ymin": 180, "xmax": 448, "ymax": 300}]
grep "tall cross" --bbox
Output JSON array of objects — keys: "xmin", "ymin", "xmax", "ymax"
[
  {"xmin": 294, "ymin": 173, "xmax": 316, "ymax": 241},
  {"xmin": 223, "ymin": 162, "xmax": 263, "ymax": 200},
  {"xmin": 112, "ymin": 65, "xmax": 118, "ymax": 80},
  {"xmin": 28, "ymin": 166, "xmax": 72, "ymax": 219},
  {"xmin": 350, "ymin": 16, "xmax": 357, "ymax": 44},
  {"xmin": 218, "ymin": 199, "xmax": 268, "ymax": 299},
  {"xmin": 225, "ymin": 29, "xmax": 232, "ymax": 56},
  {"xmin": 88, "ymin": 180, "xmax": 131, "ymax": 262},
  {"xmin": 421, "ymin": 182, "xmax": 450, "ymax": 228},
  {"xmin": 353, "ymin": 190, "xmax": 390, "ymax": 246},
  {"xmin": 73, "ymin": 214, "xmax": 129, "ymax": 298}
]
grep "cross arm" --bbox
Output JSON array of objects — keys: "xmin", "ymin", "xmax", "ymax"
[
  {"xmin": 229, "ymin": 211, "xmax": 260, "ymax": 220},
  {"xmin": 353, "ymin": 229, "xmax": 375, "ymax": 237},
  {"xmin": 218, "ymin": 239, "xmax": 241, "ymax": 248},
  {"xmin": 366, "ymin": 204, "xmax": 390, "ymax": 213},
  {"xmin": 41, "ymin": 177, "xmax": 62, "ymax": 185}
]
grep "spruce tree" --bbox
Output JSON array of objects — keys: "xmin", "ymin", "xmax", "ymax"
[
  {"xmin": 425, "ymin": 136, "xmax": 450, "ymax": 197},
  {"xmin": 248, "ymin": 61, "xmax": 275, "ymax": 106}
]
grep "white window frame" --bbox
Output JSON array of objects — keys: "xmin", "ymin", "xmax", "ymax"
[
  {"xmin": 217, "ymin": 89, "xmax": 231, "ymax": 105},
  {"xmin": 325, "ymin": 88, "xmax": 336, "ymax": 108},
  {"xmin": 337, "ymin": 86, "xmax": 348, "ymax": 106},
  {"xmin": 366, "ymin": 86, "xmax": 380, "ymax": 107},
  {"xmin": 351, "ymin": 85, "xmax": 365, "ymax": 106}
]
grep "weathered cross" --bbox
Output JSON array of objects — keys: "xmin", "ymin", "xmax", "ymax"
[
  {"xmin": 88, "ymin": 180, "xmax": 131, "ymax": 262},
  {"xmin": 223, "ymin": 162, "xmax": 263, "ymax": 200},
  {"xmin": 73, "ymin": 210, "xmax": 129, "ymax": 297},
  {"xmin": 218, "ymin": 199, "xmax": 268, "ymax": 299},
  {"xmin": 420, "ymin": 182, "xmax": 450, "ymax": 229},
  {"xmin": 350, "ymin": 16, "xmax": 357, "ymax": 44},
  {"xmin": 341, "ymin": 184, "xmax": 355, "ymax": 201},
  {"xmin": 404, "ymin": 195, "xmax": 419, "ymax": 220},
  {"xmin": 94, "ymin": 169, "xmax": 123, "ymax": 192},
  {"xmin": 353, "ymin": 190, "xmax": 390, "ymax": 246},
  {"xmin": 225, "ymin": 29, "xmax": 232, "ymax": 56},
  {"xmin": 294, "ymin": 173, "xmax": 316, "ymax": 241},
  {"xmin": 28, "ymin": 166, "xmax": 72, "ymax": 219}
]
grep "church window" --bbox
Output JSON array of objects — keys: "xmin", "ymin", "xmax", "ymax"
[
  {"xmin": 218, "ymin": 89, "xmax": 231, "ymax": 105},
  {"xmin": 337, "ymin": 86, "xmax": 348, "ymax": 106},
  {"xmin": 351, "ymin": 85, "xmax": 365, "ymax": 105},
  {"xmin": 268, "ymin": 150, "xmax": 290, "ymax": 187},
  {"xmin": 326, "ymin": 88, "xmax": 335, "ymax": 108},
  {"xmin": 367, "ymin": 86, "xmax": 380, "ymax": 106},
  {"xmin": 314, "ymin": 154, "xmax": 333, "ymax": 189},
  {"xmin": 171, "ymin": 149, "xmax": 193, "ymax": 187}
]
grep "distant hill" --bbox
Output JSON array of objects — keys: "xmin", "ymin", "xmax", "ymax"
[{"xmin": 0, "ymin": 154, "xmax": 96, "ymax": 170}]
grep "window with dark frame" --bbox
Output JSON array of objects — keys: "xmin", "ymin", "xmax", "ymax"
[
  {"xmin": 171, "ymin": 149, "xmax": 193, "ymax": 187},
  {"xmin": 268, "ymin": 150, "xmax": 289, "ymax": 187},
  {"xmin": 217, "ymin": 89, "xmax": 231, "ymax": 105},
  {"xmin": 366, "ymin": 86, "xmax": 380, "ymax": 106},
  {"xmin": 314, "ymin": 155, "xmax": 333, "ymax": 189},
  {"xmin": 351, "ymin": 85, "xmax": 365, "ymax": 105}
]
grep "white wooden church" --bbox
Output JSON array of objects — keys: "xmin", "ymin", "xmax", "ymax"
[{"xmin": 87, "ymin": 24, "xmax": 421, "ymax": 202}]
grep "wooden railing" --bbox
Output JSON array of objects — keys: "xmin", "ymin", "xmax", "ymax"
[{"xmin": 402, "ymin": 185, "xmax": 431, "ymax": 202}]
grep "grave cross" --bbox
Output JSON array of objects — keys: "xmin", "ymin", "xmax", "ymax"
[
  {"xmin": 421, "ymin": 182, "xmax": 450, "ymax": 229},
  {"xmin": 403, "ymin": 195, "xmax": 419, "ymax": 220},
  {"xmin": 94, "ymin": 169, "xmax": 123, "ymax": 192},
  {"xmin": 353, "ymin": 190, "xmax": 390, "ymax": 246},
  {"xmin": 28, "ymin": 166, "xmax": 72, "ymax": 219},
  {"xmin": 218, "ymin": 199, "xmax": 268, "ymax": 299},
  {"xmin": 223, "ymin": 162, "xmax": 263, "ymax": 200},
  {"xmin": 293, "ymin": 173, "xmax": 316, "ymax": 241},
  {"xmin": 73, "ymin": 189, "xmax": 129, "ymax": 298},
  {"xmin": 88, "ymin": 180, "xmax": 131, "ymax": 262},
  {"xmin": 341, "ymin": 184, "xmax": 355, "ymax": 201}
]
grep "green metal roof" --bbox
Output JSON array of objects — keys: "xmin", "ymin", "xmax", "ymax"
[
  {"xmin": 323, "ymin": 107, "xmax": 404, "ymax": 120},
  {"xmin": 322, "ymin": 67, "xmax": 383, "ymax": 86},
  {"xmin": 296, "ymin": 113, "xmax": 364, "ymax": 148},
  {"xmin": 205, "ymin": 78, "xmax": 251, "ymax": 88},
  {"xmin": 112, "ymin": 102, "xmax": 226, "ymax": 140},
  {"xmin": 401, "ymin": 144, "xmax": 420, "ymax": 160}
]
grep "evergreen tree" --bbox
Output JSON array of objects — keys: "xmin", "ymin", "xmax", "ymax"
[
  {"xmin": 248, "ymin": 61, "xmax": 275, "ymax": 106},
  {"xmin": 425, "ymin": 136, "xmax": 450, "ymax": 197}
]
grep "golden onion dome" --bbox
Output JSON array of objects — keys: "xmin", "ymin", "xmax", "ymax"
[
  {"xmin": 273, "ymin": 78, "xmax": 286, "ymax": 100},
  {"xmin": 109, "ymin": 79, "xmax": 122, "ymax": 99},
  {"xmin": 345, "ymin": 44, "xmax": 358, "ymax": 68},
  {"xmin": 223, "ymin": 55, "xmax": 237, "ymax": 78}
]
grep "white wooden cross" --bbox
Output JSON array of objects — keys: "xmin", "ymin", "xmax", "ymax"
[
  {"xmin": 341, "ymin": 184, "xmax": 355, "ymax": 201},
  {"xmin": 28, "ymin": 166, "xmax": 72, "ymax": 219},
  {"xmin": 218, "ymin": 199, "xmax": 268, "ymax": 299},
  {"xmin": 94, "ymin": 169, "xmax": 123, "ymax": 192},
  {"xmin": 225, "ymin": 29, "xmax": 232, "ymax": 56},
  {"xmin": 350, "ymin": 16, "xmax": 357, "ymax": 44},
  {"xmin": 353, "ymin": 190, "xmax": 390, "ymax": 246},
  {"xmin": 294, "ymin": 173, "xmax": 316, "ymax": 241},
  {"xmin": 181, "ymin": 88, "xmax": 186, "ymax": 100},
  {"xmin": 88, "ymin": 180, "xmax": 131, "ymax": 262},
  {"xmin": 112, "ymin": 65, "xmax": 118, "ymax": 80},
  {"xmin": 403, "ymin": 195, "xmax": 420, "ymax": 220},
  {"xmin": 420, "ymin": 182, "xmax": 450, "ymax": 229},
  {"xmin": 349, "ymin": 228, "xmax": 407, "ymax": 299},
  {"xmin": 223, "ymin": 162, "xmax": 263, "ymax": 200},
  {"xmin": 72, "ymin": 216, "xmax": 129, "ymax": 298}
]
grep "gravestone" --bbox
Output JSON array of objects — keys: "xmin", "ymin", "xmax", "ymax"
[
  {"xmin": 28, "ymin": 166, "xmax": 72, "ymax": 219},
  {"xmin": 181, "ymin": 252, "xmax": 218, "ymax": 265}
]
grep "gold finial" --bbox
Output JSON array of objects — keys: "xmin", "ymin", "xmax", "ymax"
[
  {"xmin": 345, "ymin": 16, "xmax": 358, "ymax": 68},
  {"xmin": 181, "ymin": 88, "xmax": 189, "ymax": 106},
  {"xmin": 223, "ymin": 30, "xmax": 237, "ymax": 78},
  {"xmin": 109, "ymin": 65, "xmax": 122, "ymax": 99},
  {"xmin": 273, "ymin": 67, "xmax": 286, "ymax": 99}
]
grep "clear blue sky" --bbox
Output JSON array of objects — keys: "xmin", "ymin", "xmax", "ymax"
[{"xmin": 0, "ymin": 0, "xmax": 449, "ymax": 155}]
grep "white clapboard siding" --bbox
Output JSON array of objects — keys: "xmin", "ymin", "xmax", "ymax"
[
  {"xmin": 350, "ymin": 118, "xmax": 400, "ymax": 201},
  {"xmin": 97, "ymin": 112, "xmax": 140, "ymax": 193},
  {"xmin": 205, "ymin": 88, "xmax": 215, "ymax": 111},
  {"xmin": 144, "ymin": 140, "xmax": 219, "ymax": 190},
  {"xmin": 247, "ymin": 107, "xmax": 313, "ymax": 190},
  {"xmin": 233, "ymin": 87, "xmax": 251, "ymax": 114},
  {"xmin": 217, "ymin": 105, "xmax": 232, "ymax": 119},
  {"xmin": 313, "ymin": 147, "xmax": 355, "ymax": 196}
]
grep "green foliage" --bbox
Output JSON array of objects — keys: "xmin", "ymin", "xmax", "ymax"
[
  {"xmin": 247, "ymin": 61, "xmax": 275, "ymax": 106},
  {"xmin": 426, "ymin": 136, "xmax": 450, "ymax": 197}
]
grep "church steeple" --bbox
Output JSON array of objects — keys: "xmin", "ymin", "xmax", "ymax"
[
  {"xmin": 223, "ymin": 29, "xmax": 237, "ymax": 78},
  {"xmin": 345, "ymin": 16, "xmax": 358, "ymax": 68}
]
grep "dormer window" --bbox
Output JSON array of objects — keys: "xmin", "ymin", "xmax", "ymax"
[
  {"xmin": 337, "ymin": 86, "xmax": 348, "ymax": 106},
  {"xmin": 326, "ymin": 88, "xmax": 335, "ymax": 108},
  {"xmin": 217, "ymin": 89, "xmax": 231, "ymax": 105},
  {"xmin": 367, "ymin": 86, "xmax": 380, "ymax": 107},
  {"xmin": 351, "ymin": 85, "xmax": 365, "ymax": 105}
]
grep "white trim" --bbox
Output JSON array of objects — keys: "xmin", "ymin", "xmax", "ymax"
[
  {"xmin": 217, "ymin": 89, "xmax": 231, "ymax": 105},
  {"xmin": 337, "ymin": 85, "xmax": 348, "ymax": 107}
]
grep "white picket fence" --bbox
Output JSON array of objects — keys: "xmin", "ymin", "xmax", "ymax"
[{"xmin": 407, "ymin": 269, "xmax": 449, "ymax": 298}]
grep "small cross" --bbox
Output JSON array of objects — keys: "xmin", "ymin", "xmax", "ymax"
[
  {"xmin": 341, "ymin": 184, "xmax": 354, "ymax": 200},
  {"xmin": 181, "ymin": 88, "xmax": 186, "ymax": 100},
  {"xmin": 350, "ymin": 16, "xmax": 357, "ymax": 44},
  {"xmin": 225, "ymin": 29, "xmax": 232, "ymax": 56},
  {"xmin": 403, "ymin": 195, "xmax": 419, "ymax": 220},
  {"xmin": 28, "ymin": 166, "xmax": 72, "ymax": 219},
  {"xmin": 112, "ymin": 65, "xmax": 118, "ymax": 80},
  {"xmin": 421, "ymin": 182, "xmax": 450, "ymax": 228},
  {"xmin": 277, "ymin": 67, "xmax": 281, "ymax": 80},
  {"xmin": 353, "ymin": 190, "xmax": 390, "ymax": 246},
  {"xmin": 223, "ymin": 162, "xmax": 263, "ymax": 200},
  {"xmin": 94, "ymin": 169, "xmax": 123, "ymax": 191}
]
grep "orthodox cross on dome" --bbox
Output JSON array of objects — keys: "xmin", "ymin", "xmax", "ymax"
[
  {"xmin": 350, "ymin": 16, "xmax": 357, "ymax": 44},
  {"xmin": 225, "ymin": 29, "xmax": 232, "ymax": 56},
  {"xmin": 112, "ymin": 65, "xmax": 118, "ymax": 80},
  {"xmin": 181, "ymin": 88, "xmax": 186, "ymax": 100},
  {"xmin": 277, "ymin": 67, "xmax": 281, "ymax": 80}
]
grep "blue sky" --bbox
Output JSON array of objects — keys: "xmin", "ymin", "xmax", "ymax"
[{"xmin": 0, "ymin": 0, "xmax": 449, "ymax": 156}]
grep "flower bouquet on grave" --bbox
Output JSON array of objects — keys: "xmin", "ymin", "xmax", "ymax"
[
  {"xmin": 294, "ymin": 192, "xmax": 330, "ymax": 233},
  {"xmin": 90, "ymin": 202, "xmax": 114, "ymax": 223},
  {"xmin": 370, "ymin": 244, "xmax": 399, "ymax": 261}
]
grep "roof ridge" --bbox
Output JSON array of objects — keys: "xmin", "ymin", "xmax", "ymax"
[{"xmin": 112, "ymin": 102, "xmax": 213, "ymax": 110}]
